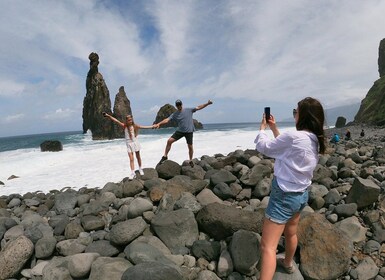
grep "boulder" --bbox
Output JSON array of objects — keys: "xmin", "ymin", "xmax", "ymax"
[
  {"xmin": 0, "ymin": 235, "xmax": 34, "ymax": 279},
  {"xmin": 40, "ymin": 140, "xmax": 63, "ymax": 152},
  {"xmin": 335, "ymin": 116, "xmax": 346, "ymax": 128},
  {"xmin": 345, "ymin": 177, "xmax": 380, "ymax": 209},
  {"xmin": 298, "ymin": 213, "xmax": 353, "ymax": 280},
  {"xmin": 121, "ymin": 261, "xmax": 182, "ymax": 280},
  {"xmin": 196, "ymin": 203, "xmax": 264, "ymax": 240}
]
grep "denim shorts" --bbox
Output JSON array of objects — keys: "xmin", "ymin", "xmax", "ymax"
[{"xmin": 265, "ymin": 177, "xmax": 308, "ymax": 224}]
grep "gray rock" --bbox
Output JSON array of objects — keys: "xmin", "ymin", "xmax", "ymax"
[
  {"xmin": 56, "ymin": 239, "xmax": 87, "ymax": 256},
  {"xmin": 209, "ymin": 170, "xmax": 237, "ymax": 186},
  {"xmin": 217, "ymin": 249, "xmax": 233, "ymax": 278},
  {"xmin": 363, "ymin": 239, "xmax": 381, "ymax": 254},
  {"xmin": 156, "ymin": 160, "xmax": 182, "ymax": 179},
  {"xmin": 355, "ymin": 256, "xmax": 379, "ymax": 280},
  {"xmin": 124, "ymin": 242, "xmax": 175, "ymax": 267},
  {"xmin": 239, "ymin": 163, "xmax": 272, "ymax": 187},
  {"xmin": 88, "ymin": 256, "xmax": 132, "ymax": 280},
  {"xmin": 122, "ymin": 179, "xmax": 144, "ymax": 197},
  {"xmin": 85, "ymin": 240, "xmax": 120, "ymax": 257},
  {"xmin": 252, "ymin": 177, "xmax": 271, "ymax": 198},
  {"xmin": 64, "ymin": 221, "xmax": 84, "ymax": 239},
  {"xmin": 196, "ymin": 270, "xmax": 221, "ymax": 280},
  {"xmin": 81, "ymin": 215, "xmax": 105, "ymax": 231},
  {"xmin": 346, "ymin": 177, "xmax": 381, "ymax": 209},
  {"xmin": 334, "ymin": 203, "xmax": 358, "ymax": 218},
  {"xmin": 67, "ymin": 252, "xmax": 100, "ymax": 278},
  {"xmin": 174, "ymin": 192, "xmax": 202, "ymax": 214},
  {"xmin": 101, "ymin": 182, "xmax": 123, "ymax": 198},
  {"xmin": 109, "ymin": 217, "xmax": 147, "ymax": 246},
  {"xmin": 151, "ymin": 209, "xmax": 199, "ymax": 254},
  {"xmin": 213, "ymin": 182, "xmax": 235, "ymax": 200},
  {"xmin": 181, "ymin": 164, "xmax": 206, "ymax": 180},
  {"xmin": 196, "ymin": 203, "xmax": 264, "ymax": 241},
  {"xmin": 323, "ymin": 188, "xmax": 342, "ymax": 206},
  {"xmin": 121, "ymin": 261, "xmax": 182, "ymax": 280},
  {"xmin": 196, "ymin": 188, "xmax": 223, "ymax": 206},
  {"xmin": 372, "ymin": 222, "xmax": 385, "ymax": 243},
  {"xmin": 0, "ymin": 235, "xmax": 34, "ymax": 279},
  {"xmin": 54, "ymin": 192, "xmax": 78, "ymax": 215},
  {"xmin": 308, "ymin": 184, "xmax": 329, "ymax": 201},
  {"xmin": 229, "ymin": 230, "xmax": 260, "ymax": 276},
  {"xmin": 42, "ymin": 257, "xmax": 71, "ymax": 280},
  {"xmin": 335, "ymin": 216, "xmax": 367, "ymax": 243},
  {"xmin": 35, "ymin": 236, "xmax": 57, "ymax": 259},
  {"xmin": 127, "ymin": 197, "xmax": 153, "ymax": 219},
  {"xmin": 191, "ymin": 240, "xmax": 221, "ymax": 262}
]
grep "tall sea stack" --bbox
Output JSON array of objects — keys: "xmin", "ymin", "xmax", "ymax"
[
  {"xmin": 82, "ymin": 53, "xmax": 132, "ymax": 139},
  {"xmin": 82, "ymin": 52, "xmax": 114, "ymax": 139}
]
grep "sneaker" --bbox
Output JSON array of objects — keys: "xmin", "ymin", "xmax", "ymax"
[
  {"xmin": 139, "ymin": 168, "xmax": 144, "ymax": 175},
  {"xmin": 129, "ymin": 172, "xmax": 135, "ymax": 180},
  {"xmin": 277, "ymin": 258, "xmax": 295, "ymax": 274},
  {"xmin": 158, "ymin": 156, "xmax": 168, "ymax": 165}
]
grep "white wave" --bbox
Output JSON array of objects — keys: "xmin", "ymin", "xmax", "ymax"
[{"xmin": 0, "ymin": 126, "xmax": 295, "ymax": 196}]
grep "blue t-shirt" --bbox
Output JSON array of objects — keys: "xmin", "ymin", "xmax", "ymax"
[{"xmin": 169, "ymin": 108, "xmax": 197, "ymax": 133}]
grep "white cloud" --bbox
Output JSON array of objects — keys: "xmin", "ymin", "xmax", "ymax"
[
  {"xmin": 43, "ymin": 108, "xmax": 76, "ymax": 121},
  {"xmin": 0, "ymin": 0, "xmax": 385, "ymax": 137},
  {"xmin": 3, "ymin": 114, "xmax": 25, "ymax": 124}
]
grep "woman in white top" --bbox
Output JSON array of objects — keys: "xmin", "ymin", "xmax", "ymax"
[
  {"xmin": 254, "ymin": 97, "xmax": 326, "ymax": 278},
  {"xmin": 103, "ymin": 113, "xmax": 154, "ymax": 179}
]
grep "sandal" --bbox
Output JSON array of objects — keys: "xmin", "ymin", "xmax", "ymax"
[{"xmin": 277, "ymin": 258, "xmax": 295, "ymax": 274}]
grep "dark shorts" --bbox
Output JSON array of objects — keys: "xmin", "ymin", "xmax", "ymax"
[
  {"xmin": 265, "ymin": 177, "xmax": 308, "ymax": 224},
  {"xmin": 171, "ymin": 131, "xmax": 193, "ymax": 145}
]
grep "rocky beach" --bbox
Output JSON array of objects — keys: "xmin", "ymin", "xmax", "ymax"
[{"xmin": 0, "ymin": 125, "xmax": 384, "ymax": 279}]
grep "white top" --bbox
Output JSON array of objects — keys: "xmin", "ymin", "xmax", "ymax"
[
  {"xmin": 254, "ymin": 130, "xmax": 319, "ymax": 192},
  {"xmin": 124, "ymin": 125, "xmax": 136, "ymax": 143}
]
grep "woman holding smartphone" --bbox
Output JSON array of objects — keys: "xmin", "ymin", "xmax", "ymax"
[
  {"xmin": 103, "ymin": 113, "xmax": 154, "ymax": 179},
  {"xmin": 255, "ymin": 97, "xmax": 326, "ymax": 279}
]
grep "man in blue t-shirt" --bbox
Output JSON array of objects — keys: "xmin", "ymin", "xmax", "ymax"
[{"xmin": 154, "ymin": 99, "xmax": 213, "ymax": 166}]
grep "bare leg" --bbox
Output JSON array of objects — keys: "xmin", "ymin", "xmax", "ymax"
[
  {"xmin": 187, "ymin": 144, "xmax": 194, "ymax": 161},
  {"xmin": 283, "ymin": 213, "xmax": 300, "ymax": 267},
  {"xmin": 135, "ymin": 151, "xmax": 142, "ymax": 168},
  {"xmin": 260, "ymin": 218, "xmax": 285, "ymax": 280},
  {"xmin": 164, "ymin": 137, "xmax": 176, "ymax": 157},
  {"xmin": 127, "ymin": 152, "xmax": 135, "ymax": 171}
]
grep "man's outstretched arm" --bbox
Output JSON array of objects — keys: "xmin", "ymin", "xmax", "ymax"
[{"xmin": 195, "ymin": 100, "xmax": 213, "ymax": 111}]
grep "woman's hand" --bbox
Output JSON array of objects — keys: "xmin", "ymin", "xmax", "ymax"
[{"xmin": 259, "ymin": 114, "xmax": 277, "ymax": 131}]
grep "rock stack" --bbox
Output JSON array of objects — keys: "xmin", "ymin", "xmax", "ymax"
[{"xmin": 0, "ymin": 133, "xmax": 384, "ymax": 279}]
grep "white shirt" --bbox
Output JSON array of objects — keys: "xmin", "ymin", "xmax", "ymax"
[{"xmin": 254, "ymin": 130, "xmax": 319, "ymax": 192}]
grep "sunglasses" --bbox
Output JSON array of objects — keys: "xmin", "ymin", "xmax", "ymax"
[{"xmin": 293, "ymin": 109, "xmax": 297, "ymax": 118}]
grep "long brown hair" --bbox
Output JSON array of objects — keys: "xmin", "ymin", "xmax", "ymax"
[
  {"xmin": 125, "ymin": 115, "xmax": 139, "ymax": 137},
  {"xmin": 296, "ymin": 97, "xmax": 326, "ymax": 154}
]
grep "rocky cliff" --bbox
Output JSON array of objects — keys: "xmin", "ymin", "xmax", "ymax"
[
  {"xmin": 154, "ymin": 104, "xmax": 203, "ymax": 129},
  {"xmin": 82, "ymin": 53, "xmax": 132, "ymax": 139},
  {"xmin": 112, "ymin": 86, "xmax": 132, "ymax": 138},
  {"xmin": 354, "ymin": 38, "xmax": 385, "ymax": 126}
]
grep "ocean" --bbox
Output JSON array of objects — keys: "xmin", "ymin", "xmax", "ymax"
[{"xmin": 0, "ymin": 122, "xmax": 296, "ymax": 196}]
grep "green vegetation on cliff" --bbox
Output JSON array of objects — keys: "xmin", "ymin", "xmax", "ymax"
[{"xmin": 354, "ymin": 76, "xmax": 385, "ymax": 126}]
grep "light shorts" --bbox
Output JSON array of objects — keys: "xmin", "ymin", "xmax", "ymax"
[
  {"xmin": 126, "ymin": 140, "xmax": 141, "ymax": 153},
  {"xmin": 265, "ymin": 177, "xmax": 308, "ymax": 224}
]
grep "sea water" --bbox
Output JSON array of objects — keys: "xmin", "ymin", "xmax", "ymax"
[{"xmin": 0, "ymin": 122, "xmax": 295, "ymax": 196}]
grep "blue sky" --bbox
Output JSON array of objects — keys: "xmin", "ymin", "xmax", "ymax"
[{"xmin": 1, "ymin": 0, "xmax": 385, "ymax": 137}]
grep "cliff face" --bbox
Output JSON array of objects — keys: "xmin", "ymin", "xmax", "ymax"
[
  {"xmin": 82, "ymin": 52, "xmax": 114, "ymax": 140},
  {"xmin": 354, "ymin": 39, "xmax": 385, "ymax": 126},
  {"xmin": 82, "ymin": 53, "xmax": 132, "ymax": 139},
  {"xmin": 112, "ymin": 86, "xmax": 132, "ymax": 138}
]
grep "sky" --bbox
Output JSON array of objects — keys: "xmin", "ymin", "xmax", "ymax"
[{"xmin": 0, "ymin": 0, "xmax": 385, "ymax": 138}]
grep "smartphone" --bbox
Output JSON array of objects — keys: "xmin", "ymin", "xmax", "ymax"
[
  {"xmin": 264, "ymin": 107, "xmax": 270, "ymax": 122},
  {"xmin": 102, "ymin": 112, "xmax": 107, "ymax": 117}
]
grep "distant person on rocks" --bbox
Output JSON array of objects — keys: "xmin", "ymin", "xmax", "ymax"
[
  {"xmin": 345, "ymin": 129, "xmax": 351, "ymax": 140},
  {"xmin": 103, "ymin": 113, "xmax": 154, "ymax": 179},
  {"xmin": 360, "ymin": 129, "xmax": 365, "ymax": 137},
  {"xmin": 330, "ymin": 133, "xmax": 340, "ymax": 143},
  {"xmin": 154, "ymin": 99, "xmax": 213, "ymax": 167},
  {"xmin": 254, "ymin": 97, "xmax": 326, "ymax": 279}
]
